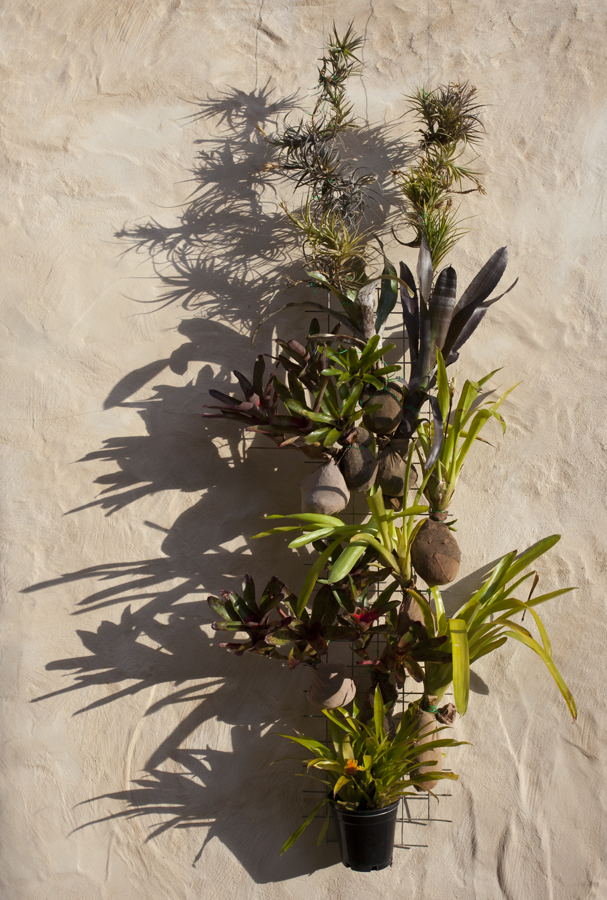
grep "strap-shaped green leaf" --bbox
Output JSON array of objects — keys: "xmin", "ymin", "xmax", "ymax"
[
  {"xmin": 449, "ymin": 618, "xmax": 470, "ymax": 715},
  {"xmin": 280, "ymin": 796, "xmax": 329, "ymax": 856}
]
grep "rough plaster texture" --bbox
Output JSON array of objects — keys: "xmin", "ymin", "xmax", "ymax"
[{"xmin": 2, "ymin": 1, "xmax": 607, "ymax": 897}]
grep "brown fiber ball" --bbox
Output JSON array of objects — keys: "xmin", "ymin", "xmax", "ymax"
[
  {"xmin": 362, "ymin": 390, "xmax": 403, "ymax": 435},
  {"xmin": 340, "ymin": 445, "xmax": 378, "ymax": 492},
  {"xmin": 411, "ymin": 519, "xmax": 461, "ymax": 586}
]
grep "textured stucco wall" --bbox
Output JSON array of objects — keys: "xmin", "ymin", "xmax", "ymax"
[{"xmin": 2, "ymin": 1, "xmax": 607, "ymax": 897}]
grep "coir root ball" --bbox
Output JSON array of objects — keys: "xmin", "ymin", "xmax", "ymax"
[
  {"xmin": 362, "ymin": 387, "xmax": 403, "ymax": 435},
  {"xmin": 411, "ymin": 519, "xmax": 461, "ymax": 586},
  {"xmin": 340, "ymin": 445, "xmax": 378, "ymax": 492}
]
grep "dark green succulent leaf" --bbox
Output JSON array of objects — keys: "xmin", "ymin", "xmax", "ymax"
[
  {"xmin": 304, "ymin": 427, "xmax": 331, "ymax": 444},
  {"xmin": 253, "ymin": 355, "xmax": 266, "ymax": 397},
  {"xmin": 258, "ymin": 579, "xmax": 286, "ymax": 617},
  {"xmin": 358, "ymin": 333, "xmax": 381, "ymax": 367},
  {"xmin": 207, "ymin": 595, "xmax": 238, "ymax": 622},
  {"xmin": 323, "ymin": 427, "xmax": 342, "ymax": 447},
  {"xmin": 241, "ymin": 574, "xmax": 257, "ymax": 614},
  {"xmin": 399, "ymin": 261, "xmax": 419, "ymax": 367},
  {"xmin": 273, "ymin": 378, "xmax": 293, "ymax": 403},
  {"xmin": 208, "ymin": 389, "xmax": 241, "ymax": 407},
  {"xmin": 341, "ymin": 381, "xmax": 364, "ymax": 418},
  {"xmin": 233, "ymin": 370, "xmax": 255, "ymax": 400},
  {"xmin": 311, "ymin": 584, "xmax": 340, "ymax": 624},
  {"xmin": 287, "ymin": 371, "xmax": 306, "ymax": 406}
]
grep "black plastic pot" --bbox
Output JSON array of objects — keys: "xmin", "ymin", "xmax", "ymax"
[{"xmin": 331, "ymin": 800, "xmax": 399, "ymax": 872}]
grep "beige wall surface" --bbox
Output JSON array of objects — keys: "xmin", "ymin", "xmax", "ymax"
[{"xmin": 2, "ymin": 1, "xmax": 607, "ymax": 897}]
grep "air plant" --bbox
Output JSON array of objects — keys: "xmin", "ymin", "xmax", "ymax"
[
  {"xmin": 394, "ymin": 82, "xmax": 485, "ymax": 267},
  {"xmin": 262, "ymin": 24, "xmax": 370, "ymax": 228}
]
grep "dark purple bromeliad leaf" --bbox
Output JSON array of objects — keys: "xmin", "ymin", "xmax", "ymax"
[{"xmin": 430, "ymin": 266, "xmax": 457, "ymax": 352}]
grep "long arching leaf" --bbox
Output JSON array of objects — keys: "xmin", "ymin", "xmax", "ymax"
[{"xmin": 452, "ymin": 246, "xmax": 509, "ymax": 315}]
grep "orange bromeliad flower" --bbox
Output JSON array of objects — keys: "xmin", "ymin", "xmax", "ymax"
[{"xmin": 344, "ymin": 759, "xmax": 360, "ymax": 775}]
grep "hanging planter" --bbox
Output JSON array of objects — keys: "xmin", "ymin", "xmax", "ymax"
[
  {"xmin": 274, "ymin": 688, "xmax": 463, "ymax": 860},
  {"xmin": 331, "ymin": 800, "xmax": 399, "ymax": 871}
]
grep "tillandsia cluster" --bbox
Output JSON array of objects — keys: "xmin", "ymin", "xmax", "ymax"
[{"xmin": 204, "ymin": 24, "xmax": 576, "ymax": 859}]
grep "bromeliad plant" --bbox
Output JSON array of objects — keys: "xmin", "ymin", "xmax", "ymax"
[
  {"xmin": 421, "ymin": 534, "xmax": 577, "ymax": 718},
  {"xmin": 275, "ymin": 686, "xmax": 464, "ymax": 854}
]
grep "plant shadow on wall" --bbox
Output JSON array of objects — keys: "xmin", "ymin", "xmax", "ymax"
[{"xmin": 24, "ymin": 83, "xmax": 421, "ymax": 881}]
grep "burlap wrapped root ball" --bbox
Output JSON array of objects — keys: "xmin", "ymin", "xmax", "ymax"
[
  {"xmin": 300, "ymin": 459, "xmax": 350, "ymax": 514},
  {"xmin": 376, "ymin": 444, "xmax": 408, "ymax": 496},
  {"xmin": 411, "ymin": 518, "xmax": 461, "ymax": 586},
  {"xmin": 307, "ymin": 662, "xmax": 356, "ymax": 709},
  {"xmin": 362, "ymin": 386, "xmax": 403, "ymax": 435}
]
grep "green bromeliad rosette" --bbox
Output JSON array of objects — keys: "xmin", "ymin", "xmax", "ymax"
[{"xmin": 273, "ymin": 686, "xmax": 465, "ymax": 854}]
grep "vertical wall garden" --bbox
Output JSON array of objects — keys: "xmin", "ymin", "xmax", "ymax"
[{"xmin": 202, "ymin": 25, "xmax": 576, "ymax": 872}]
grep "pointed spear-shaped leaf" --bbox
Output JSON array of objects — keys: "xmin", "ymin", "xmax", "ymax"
[
  {"xmin": 399, "ymin": 261, "xmax": 419, "ymax": 367},
  {"xmin": 447, "ymin": 278, "xmax": 519, "ymax": 362},
  {"xmin": 453, "ymin": 247, "xmax": 509, "ymax": 316},
  {"xmin": 253, "ymin": 355, "xmax": 265, "ymax": 397},
  {"xmin": 442, "ymin": 248, "xmax": 509, "ymax": 359},
  {"xmin": 416, "ymin": 234, "xmax": 433, "ymax": 303},
  {"xmin": 430, "ymin": 266, "xmax": 458, "ymax": 352},
  {"xmin": 233, "ymin": 370, "xmax": 255, "ymax": 400}
]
